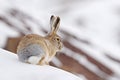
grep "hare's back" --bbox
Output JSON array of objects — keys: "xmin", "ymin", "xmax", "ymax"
[
  {"xmin": 17, "ymin": 34, "xmax": 44, "ymax": 51},
  {"xmin": 22, "ymin": 34, "xmax": 43, "ymax": 44}
]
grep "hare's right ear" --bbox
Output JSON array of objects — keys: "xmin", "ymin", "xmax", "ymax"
[{"xmin": 49, "ymin": 15, "xmax": 60, "ymax": 35}]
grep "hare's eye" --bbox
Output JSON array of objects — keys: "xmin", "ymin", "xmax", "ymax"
[
  {"xmin": 57, "ymin": 38, "xmax": 59, "ymax": 41},
  {"xmin": 56, "ymin": 38, "xmax": 60, "ymax": 41}
]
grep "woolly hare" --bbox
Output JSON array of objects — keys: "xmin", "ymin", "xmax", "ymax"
[{"xmin": 17, "ymin": 15, "xmax": 63, "ymax": 65}]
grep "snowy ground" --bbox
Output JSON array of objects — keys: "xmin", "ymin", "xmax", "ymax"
[{"xmin": 0, "ymin": 48, "xmax": 82, "ymax": 80}]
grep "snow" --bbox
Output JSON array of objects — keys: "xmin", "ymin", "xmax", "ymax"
[
  {"xmin": 0, "ymin": 0, "xmax": 120, "ymax": 79},
  {"xmin": 0, "ymin": 48, "xmax": 82, "ymax": 80},
  {"xmin": 64, "ymin": 0, "xmax": 120, "ymax": 58},
  {"xmin": 60, "ymin": 0, "xmax": 120, "ymax": 77}
]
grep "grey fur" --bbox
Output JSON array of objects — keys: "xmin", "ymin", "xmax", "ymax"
[{"xmin": 17, "ymin": 44, "xmax": 45, "ymax": 62}]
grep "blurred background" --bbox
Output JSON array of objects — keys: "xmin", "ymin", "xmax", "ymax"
[{"xmin": 0, "ymin": 0, "xmax": 120, "ymax": 80}]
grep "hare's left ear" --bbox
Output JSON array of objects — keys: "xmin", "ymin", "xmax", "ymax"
[{"xmin": 49, "ymin": 15, "xmax": 60, "ymax": 35}]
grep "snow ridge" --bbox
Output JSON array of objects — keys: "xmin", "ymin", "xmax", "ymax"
[{"xmin": 0, "ymin": 48, "xmax": 82, "ymax": 80}]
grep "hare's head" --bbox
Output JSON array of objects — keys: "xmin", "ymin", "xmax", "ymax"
[{"xmin": 46, "ymin": 15, "xmax": 63, "ymax": 51}]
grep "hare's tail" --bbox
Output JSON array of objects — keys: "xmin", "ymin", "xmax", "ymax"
[{"xmin": 27, "ymin": 56, "xmax": 42, "ymax": 64}]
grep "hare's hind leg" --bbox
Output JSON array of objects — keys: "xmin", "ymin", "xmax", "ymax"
[
  {"xmin": 17, "ymin": 44, "xmax": 45, "ymax": 65},
  {"xmin": 37, "ymin": 56, "xmax": 49, "ymax": 65}
]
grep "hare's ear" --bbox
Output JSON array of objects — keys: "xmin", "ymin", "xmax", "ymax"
[{"xmin": 50, "ymin": 15, "xmax": 60, "ymax": 34}]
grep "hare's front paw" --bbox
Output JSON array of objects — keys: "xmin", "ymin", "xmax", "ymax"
[{"xmin": 28, "ymin": 56, "xmax": 41, "ymax": 64}]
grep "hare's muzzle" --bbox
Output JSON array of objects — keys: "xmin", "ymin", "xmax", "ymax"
[{"xmin": 59, "ymin": 42, "xmax": 63, "ymax": 50}]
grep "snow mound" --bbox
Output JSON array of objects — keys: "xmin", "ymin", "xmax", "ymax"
[{"xmin": 0, "ymin": 48, "xmax": 82, "ymax": 80}]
